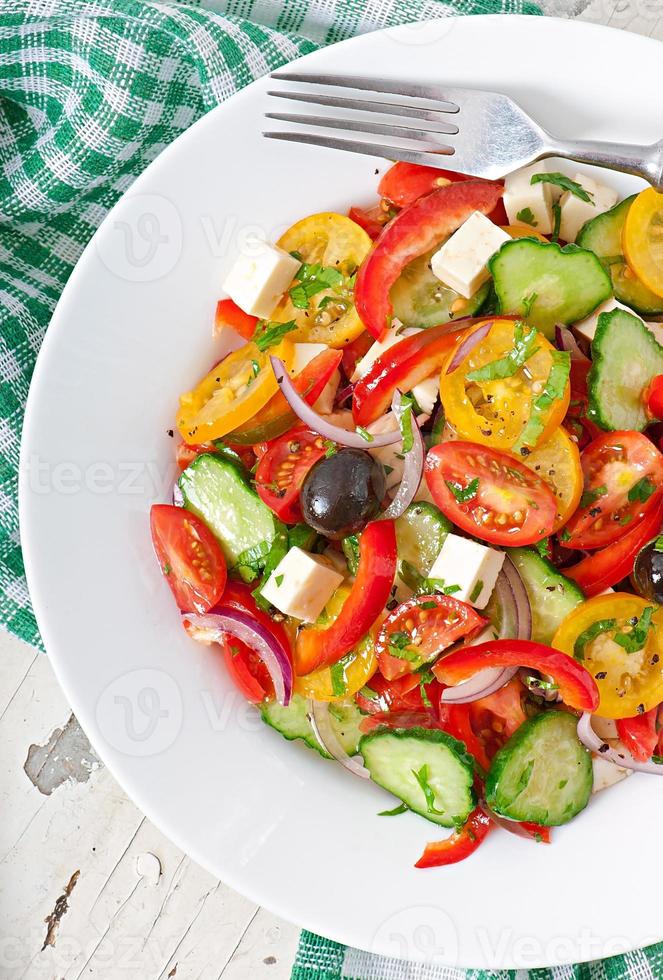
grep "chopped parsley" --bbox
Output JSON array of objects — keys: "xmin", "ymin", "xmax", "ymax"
[
  {"xmin": 628, "ymin": 476, "xmax": 656, "ymax": 503},
  {"xmin": 247, "ymin": 359, "xmax": 260, "ymax": 384},
  {"xmin": 419, "ymin": 600, "xmax": 437, "ymax": 610},
  {"xmin": 530, "ymin": 172, "xmax": 594, "ymax": 202},
  {"xmin": 162, "ymin": 562, "xmax": 171, "ymax": 576},
  {"xmin": 398, "ymin": 392, "xmax": 415, "ymax": 453},
  {"xmin": 252, "ymin": 319, "xmax": 297, "ymax": 352},
  {"xmin": 466, "ymin": 322, "xmax": 539, "ymax": 383},
  {"xmin": 534, "ymin": 537, "xmax": 551, "ymax": 559},
  {"xmin": 515, "ymin": 350, "xmax": 570, "ymax": 452},
  {"xmin": 356, "ymin": 426, "xmax": 373, "ymax": 442},
  {"xmin": 580, "ymin": 484, "xmax": 608, "ymax": 510},
  {"xmin": 613, "ymin": 606, "xmax": 655, "ymax": 653},
  {"xmin": 412, "ymin": 763, "xmax": 445, "ymax": 815},
  {"xmin": 552, "ymin": 201, "xmax": 562, "ymax": 242},
  {"xmin": 387, "ymin": 630, "xmax": 419, "ymax": 662},
  {"xmin": 323, "ymin": 439, "xmax": 337, "ymax": 458},
  {"xmin": 274, "ymin": 574, "xmax": 284, "ymax": 587},
  {"xmin": 445, "ymin": 477, "xmax": 479, "ymax": 503},
  {"xmin": 469, "ymin": 580, "xmax": 484, "ymax": 604},
  {"xmin": 654, "ymin": 535, "xmax": 663, "ymax": 553},
  {"xmin": 378, "ymin": 803, "xmax": 409, "ymax": 816},
  {"xmin": 521, "ymin": 293, "xmax": 538, "ymax": 319},
  {"xmin": 289, "ymin": 261, "xmax": 344, "ymax": 309},
  {"xmin": 573, "ymin": 618, "xmax": 617, "ymax": 661},
  {"xmin": 516, "ymin": 206, "xmax": 537, "ymax": 227}
]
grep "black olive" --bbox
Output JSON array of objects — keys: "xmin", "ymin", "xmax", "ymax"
[
  {"xmin": 300, "ymin": 448, "xmax": 386, "ymax": 539},
  {"xmin": 632, "ymin": 540, "xmax": 663, "ymax": 603}
]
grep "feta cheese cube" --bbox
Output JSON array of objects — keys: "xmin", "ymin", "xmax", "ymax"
[
  {"xmin": 352, "ymin": 323, "xmax": 438, "ymax": 416},
  {"xmin": 573, "ymin": 297, "xmax": 637, "ymax": 343},
  {"xmin": 260, "ymin": 547, "xmax": 344, "ymax": 623},
  {"xmin": 427, "ymin": 534, "xmax": 505, "ymax": 609},
  {"xmin": 559, "ymin": 173, "xmax": 618, "ymax": 244},
  {"xmin": 222, "ymin": 241, "xmax": 300, "ymax": 319},
  {"xmin": 430, "ymin": 212, "xmax": 510, "ymax": 299},
  {"xmin": 503, "ymin": 162, "xmax": 554, "ymax": 235},
  {"xmin": 592, "ymin": 755, "xmax": 631, "ymax": 794},
  {"xmin": 292, "ymin": 342, "xmax": 327, "ymax": 375}
]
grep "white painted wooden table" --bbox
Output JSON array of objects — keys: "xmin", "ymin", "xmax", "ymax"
[{"xmin": 2, "ymin": 4, "xmax": 662, "ymax": 976}]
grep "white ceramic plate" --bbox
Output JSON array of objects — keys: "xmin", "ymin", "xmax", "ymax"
[{"xmin": 20, "ymin": 15, "xmax": 663, "ymax": 969}]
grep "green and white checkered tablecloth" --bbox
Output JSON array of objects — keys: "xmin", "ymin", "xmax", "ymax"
[{"xmin": 2, "ymin": 1, "xmax": 662, "ymax": 977}]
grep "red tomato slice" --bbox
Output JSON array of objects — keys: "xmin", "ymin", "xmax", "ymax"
[
  {"xmin": 355, "ymin": 670, "xmax": 436, "ymax": 714},
  {"xmin": 220, "ymin": 634, "xmax": 274, "ymax": 703},
  {"xmin": 150, "ymin": 504, "xmax": 227, "ymax": 613},
  {"xmin": 646, "ymin": 374, "xmax": 663, "ymax": 421},
  {"xmin": 564, "ymin": 431, "xmax": 663, "ymax": 550},
  {"xmin": 348, "ymin": 204, "xmax": 390, "ymax": 240},
  {"xmin": 435, "ymin": 677, "xmax": 528, "ymax": 770},
  {"xmin": 425, "ymin": 441, "xmax": 557, "ymax": 546},
  {"xmin": 375, "ymin": 594, "xmax": 487, "ymax": 680},
  {"xmin": 354, "ymin": 180, "xmax": 503, "ymax": 339},
  {"xmin": 341, "ymin": 331, "xmax": 373, "ymax": 380},
  {"xmin": 616, "ymin": 708, "xmax": 659, "ymax": 762},
  {"xmin": 214, "ymin": 298, "xmax": 257, "ymax": 340},
  {"xmin": 377, "ymin": 162, "xmax": 508, "ymax": 223},
  {"xmin": 255, "ymin": 427, "xmax": 327, "ymax": 523},
  {"xmin": 176, "ymin": 441, "xmax": 214, "ymax": 470}
]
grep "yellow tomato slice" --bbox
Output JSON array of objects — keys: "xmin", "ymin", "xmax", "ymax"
[
  {"xmin": 177, "ymin": 339, "xmax": 294, "ymax": 444},
  {"xmin": 272, "ymin": 213, "xmax": 372, "ymax": 348},
  {"xmin": 294, "ymin": 584, "xmax": 377, "ymax": 702},
  {"xmin": 520, "ymin": 426, "xmax": 583, "ymax": 532},
  {"xmin": 552, "ymin": 593, "xmax": 663, "ymax": 719},
  {"xmin": 623, "ymin": 188, "xmax": 663, "ymax": 298},
  {"xmin": 441, "ymin": 319, "xmax": 570, "ymax": 452},
  {"xmin": 502, "ymin": 224, "xmax": 549, "ymax": 243}
]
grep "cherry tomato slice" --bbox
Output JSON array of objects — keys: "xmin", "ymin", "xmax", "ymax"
[
  {"xmin": 150, "ymin": 504, "xmax": 227, "ymax": 614},
  {"xmin": 564, "ymin": 430, "xmax": 663, "ymax": 550},
  {"xmin": 425, "ymin": 441, "xmax": 557, "ymax": 546},
  {"xmin": 348, "ymin": 204, "xmax": 391, "ymax": 240},
  {"xmin": 645, "ymin": 374, "xmax": 663, "ymax": 420},
  {"xmin": 255, "ymin": 427, "xmax": 327, "ymax": 524},
  {"xmin": 377, "ymin": 163, "xmax": 508, "ymax": 224},
  {"xmin": 220, "ymin": 634, "xmax": 274, "ymax": 703},
  {"xmin": 356, "ymin": 670, "xmax": 439, "ymax": 715},
  {"xmin": 521, "ymin": 427, "xmax": 583, "ymax": 533},
  {"xmin": 375, "ymin": 594, "xmax": 487, "ymax": 680},
  {"xmin": 616, "ymin": 708, "xmax": 659, "ymax": 762},
  {"xmin": 214, "ymin": 298, "xmax": 257, "ymax": 341},
  {"xmin": 623, "ymin": 188, "xmax": 663, "ymax": 299}
]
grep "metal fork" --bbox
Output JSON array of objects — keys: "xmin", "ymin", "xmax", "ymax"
[{"xmin": 265, "ymin": 72, "xmax": 663, "ymax": 190}]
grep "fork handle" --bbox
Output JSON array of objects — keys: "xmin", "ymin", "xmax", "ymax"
[{"xmin": 544, "ymin": 137, "xmax": 663, "ymax": 191}]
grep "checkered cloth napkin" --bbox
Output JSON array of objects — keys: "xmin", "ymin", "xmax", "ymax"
[{"xmin": 2, "ymin": 1, "xmax": 662, "ymax": 978}]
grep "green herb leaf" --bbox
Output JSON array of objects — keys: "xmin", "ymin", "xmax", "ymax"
[
  {"xmin": 580, "ymin": 484, "xmax": 608, "ymax": 510},
  {"xmin": 341, "ymin": 535, "xmax": 360, "ymax": 576},
  {"xmin": 530, "ymin": 172, "xmax": 594, "ymax": 203},
  {"xmin": 654, "ymin": 535, "xmax": 663, "ymax": 553},
  {"xmin": 515, "ymin": 350, "xmax": 570, "ymax": 452},
  {"xmin": 289, "ymin": 261, "xmax": 344, "ymax": 309},
  {"xmin": 522, "ymin": 293, "xmax": 538, "ymax": 319},
  {"xmin": 516, "ymin": 207, "xmax": 537, "ymax": 227},
  {"xmin": 534, "ymin": 537, "xmax": 551, "ymax": 559},
  {"xmin": 274, "ymin": 574, "xmax": 284, "ymax": 587},
  {"xmin": 412, "ymin": 763, "xmax": 445, "ymax": 815},
  {"xmin": 252, "ymin": 319, "xmax": 297, "ymax": 352},
  {"xmin": 552, "ymin": 201, "xmax": 562, "ymax": 242},
  {"xmin": 466, "ymin": 322, "xmax": 539, "ymax": 383},
  {"xmin": 613, "ymin": 606, "xmax": 655, "ymax": 653},
  {"xmin": 398, "ymin": 392, "xmax": 415, "ymax": 453},
  {"xmin": 469, "ymin": 579, "xmax": 484, "ymax": 604},
  {"xmin": 445, "ymin": 477, "xmax": 479, "ymax": 503},
  {"xmin": 323, "ymin": 439, "xmax": 337, "ymax": 458},
  {"xmin": 628, "ymin": 476, "xmax": 656, "ymax": 503},
  {"xmin": 573, "ymin": 618, "xmax": 617, "ymax": 661},
  {"xmin": 378, "ymin": 803, "xmax": 410, "ymax": 816},
  {"xmin": 356, "ymin": 426, "xmax": 373, "ymax": 443}
]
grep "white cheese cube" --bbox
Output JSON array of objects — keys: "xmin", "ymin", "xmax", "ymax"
[
  {"xmin": 573, "ymin": 297, "xmax": 637, "ymax": 343},
  {"xmin": 430, "ymin": 212, "xmax": 510, "ymax": 299},
  {"xmin": 559, "ymin": 173, "xmax": 618, "ymax": 243},
  {"xmin": 352, "ymin": 323, "xmax": 438, "ymax": 416},
  {"xmin": 503, "ymin": 162, "xmax": 554, "ymax": 235},
  {"xmin": 222, "ymin": 241, "xmax": 300, "ymax": 319},
  {"xmin": 427, "ymin": 534, "xmax": 505, "ymax": 609},
  {"xmin": 592, "ymin": 755, "xmax": 631, "ymax": 794},
  {"xmin": 292, "ymin": 342, "xmax": 327, "ymax": 375},
  {"xmin": 260, "ymin": 547, "xmax": 344, "ymax": 623}
]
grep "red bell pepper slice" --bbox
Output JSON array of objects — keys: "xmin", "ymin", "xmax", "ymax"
[
  {"xmin": 354, "ymin": 180, "xmax": 504, "ymax": 340},
  {"xmin": 214, "ymin": 298, "xmax": 258, "ymax": 340},
  {"xmin": 415, "ymin": 805, "xmax": 493, "ymax": 868},
  {"xmin": 433, "ymin": 639, "xmax": 600, "ymax": 712},
  {"xmin": 295, "ymin": 520, "xmax": 397, "ymax": 675},
  {"xmin": 616, "ymin": 708, "xmax": 660, "ymax": 762},
  {"xmin": 352, "ymin": 317, "xmax": 481, "ymax": 428},
  {"xmin": 565, "ymin": 495, "xmax": 663, "ymax": 597}
]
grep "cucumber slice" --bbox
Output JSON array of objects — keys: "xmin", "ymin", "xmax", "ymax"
[
  {"xmin": 260, "ymin": 694, "xmax": 364, "ymax": 758},
  {"xmin": 359, "ymin": 727, "xmax": 475, "ymax": 827},
  {"xmin": 179, "ymin": 452, "xmax": 278, "ymax": 582},
  {"xmin": 507, "ymin": 548, "xmax": 584, "ymax": 646},
  {"xmin": 395, "ymin": 501, "xmax": 451, "ymax": 589},
  {"xmin": 486, "ymin": 711, "xmax": 593, "ymax": 825},
  {"xmin": 588, "ymin": 308, "xmax": 663, "ymax": 431},
  {"xmin": 391, "ymin": 250, "xmax": 489, "ymax": 329},
  {"xmin": 577, "ymin": 196, "xmax": 663, "ymax": 316},
  {"xmin": 488, "ymin": 238, "xmax": 612, "ymax": 338}
]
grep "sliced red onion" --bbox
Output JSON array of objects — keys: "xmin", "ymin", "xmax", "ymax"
[
  {"xmin": 183, "ymin": 609, "xmax": 293, "ymax": 706},
  {"xmin": 382, "ymin": 391, "xmax": 424, "ymax": 519},
  {"xmin": 270, "ymin": 356, "xmax": 402, "ymax": 448},
  {"xmin": 555, "ymin": 324, "xmax": 590, "ymax": 362},
  {"xmin": 499, "ymin": 556, "xmax": 532, "ymax": 641},
  {"xmin": 308, "ymin": 700, "xmax": 369, "ymax": 779},
  {"xmin": 335, "ymin": 382, "xmax": 354, "ymax": 407},
  {"xmin": 577, "ymin": 713, "xmax": 663, "ymax": 776},
  {"xmin": 172, "ymin": 482, "xmax": 184, "ymax": 507},
  {"xmin": 446, "ymin": 320, "xmax": 493, "ymax": 374},
  {"xmin": 440, "ymin": 665, "xmax": 519, "ymax": 704}
]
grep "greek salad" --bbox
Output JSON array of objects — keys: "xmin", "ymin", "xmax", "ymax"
[{"xmin": 151, "ymin": 161, "xmax": 663, "ymax": 868}]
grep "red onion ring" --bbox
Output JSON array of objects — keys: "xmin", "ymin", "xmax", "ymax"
[
  {"xmin": 382, "ymin": 391, "xmax": 424, "ymax": 519},
  {"xmin": 555, "ymin": 324, "xmax": 590, "ymax": 362},
  {"xmin": 270, "ymin": 356, "xmax": 402, "ymax": 448},
  {"xmin": 183, "ymin": 610, "xmax": 293, "ymax": 706},
  {"xmin": 445, "ymin": 320, "xmax": 493, "ymax": 374},
  {"xmin": 173, "ymin": 482, "xmax": 184, "ymax": 507},
  {"xmin": 577, "ymin": 713, "xmax": 663, "ymax": 775},
  {"xmin": 308, "ymin": 700, "xmax": 370, "ymax": 779},
  {"xmin": 499, "ymin": 556, "xmax": 533, "ymax": 641}
]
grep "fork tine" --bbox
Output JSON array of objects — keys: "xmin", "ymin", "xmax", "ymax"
[
  {"xmin": 263, "ymin": 131, "xmax": 454, "ymax": 168},
  {"xmin": 266, "ymin": 90, "xmax": 459, "ymax": 129},
  {"xmin": 265, "ymin": 112, "xmax": 457, "ymax": 144},
  {"xmin": 271, "ymin": 71, "xmax": 462, "ymax": 112}
]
